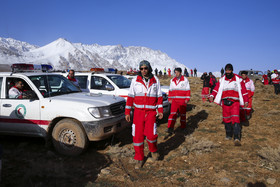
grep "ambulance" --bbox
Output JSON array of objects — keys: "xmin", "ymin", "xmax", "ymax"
[{"xmin": 0, "ymin": 64, "xmax": 128, "ymax": 156}]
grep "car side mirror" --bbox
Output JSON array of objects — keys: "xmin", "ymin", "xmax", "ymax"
[{"xmin": 105, "ymin": 84, "xmax": 114, "ymax": 91}]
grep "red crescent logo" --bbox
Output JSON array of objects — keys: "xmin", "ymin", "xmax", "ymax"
[{"xmin": 17, "ymin": 108, "xmax": 22, "ymax": 114}]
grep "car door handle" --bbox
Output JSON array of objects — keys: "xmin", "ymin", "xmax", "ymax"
[{"xmin": 3, "ymin": 104, "xmax": 12, "ymax": 107}]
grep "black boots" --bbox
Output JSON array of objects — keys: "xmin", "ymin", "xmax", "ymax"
[
  {"xmin": 224, "ymin": 123, "xmax": 233, "ymax": 140},
  {"xmin": 224, "ymin": 123, "xmax": 242, "ymax": 146}
]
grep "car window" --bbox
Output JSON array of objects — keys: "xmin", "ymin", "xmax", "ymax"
[
  {"xmin": 29, "ymin": 75, "xmax": 80, "ymax": 97},
  {"xmin": 5, "ymin": 77, "xmax": 32, "ymax": 99},
  {"xmin": 75, "ymin": 76, "xmax": 88, "ymax": 89},
  {"xmin": 107, "ymin": 75, "xmax": 131, "ymax": 88},
  {"xmin": 91, "ymin": 76, "xmax": 112, "ymax": 90}
]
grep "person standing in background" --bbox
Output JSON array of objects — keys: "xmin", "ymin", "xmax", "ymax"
[
  {"xmin": 262, "ymin": 73, "xmax": 269, "ymax": 85},
  {"xmin": 201, "ymin": 72, "xmax": 210, "ymax": 102},
  {"xmin": 67, "ymin": 69, "xmax": 80, "ymax": 89},
  {"xmin": 168, "ymin": 68, "xmax": 171, "ymax": 77},
  {"xmin": 209, "ymin": 72, "xmax": 217, "ymax": 94},
  {"xmin": 194, "ymin": 68, "xmax": 197, "ymax": 77},
  {"xmin": 155, "ymin": 68, "xmax": 158, "ymax": 76},
  {"xmin": 271, "ymin": 70, "xmax": 280, "ymax": 94},
  {"xmin": 221, "ymin": 68, "xmax": 224, "ymax": 76}
]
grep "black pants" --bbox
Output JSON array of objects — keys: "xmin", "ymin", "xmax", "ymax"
[
  {"xmin": 274, "ymin": 84, "xmax": 280, "ymax": 95},
  {"xmin": 224, "ymin": 123, "xmax": 242, "ymax": 140}
]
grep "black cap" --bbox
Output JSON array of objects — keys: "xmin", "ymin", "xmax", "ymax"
[
  {"xmin": 225, "ymin": 63, "xmax": 233, "ymax": 71},
  {"xmin": 174, "ymin": 67, "xmax": 182, "ymax": 73},
  {"xmin": 241, "ymin": 71, "xmax": 248, "ymax": 75}
]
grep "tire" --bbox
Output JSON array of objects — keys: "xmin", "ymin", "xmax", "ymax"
[{"xmin": 52, "ymin": 119, "xmax": 88, "ymax": 156}]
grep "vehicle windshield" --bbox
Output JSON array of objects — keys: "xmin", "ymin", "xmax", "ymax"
[
  {"xmin": 107, "ymin": 75, "xmax": 131, "ymax": 88},
  {"xmin": 28, "ymin": 74, "xmax": 81, "ymax": 98}
]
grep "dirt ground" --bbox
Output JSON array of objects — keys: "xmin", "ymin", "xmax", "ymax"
[{"xmin": 1, "ymin": 76, "xmax": 280, "ymax": 187}]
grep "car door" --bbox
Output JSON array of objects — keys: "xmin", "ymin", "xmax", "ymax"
[{"xmin": 0, "ymin": 76, "xmax": 41, "ymax": 135}]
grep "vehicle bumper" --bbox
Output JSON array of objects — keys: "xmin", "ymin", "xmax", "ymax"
[{"xmin": 81, "ymin": 115, "xmax": 129, "ymax": 141}]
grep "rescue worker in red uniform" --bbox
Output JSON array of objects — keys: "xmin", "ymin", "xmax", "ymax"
[
  {"xmin": 262, "ymin": 74, "xmax": 269, "ymax": 85},
  {"xmin": 167, "ymin": 68, "xmax": 191, "ymax": 133},
  {"xmin": 125, "ymin": 60, "xmax": 163, "ymax": 169},
  {"xmin": 167, "ymin": 68, "xmax": 171, "ymax": 77},
  {"xmin": 271, "ymin": 70, "xmax": 280, "ymax": 95},
  {"xmin": 209, "ymin": 64, "xmax": 249, "ymax": 146},
  {"xmin": 67, "ymin": 69, "xmax": 80, "ymax": 89},
  {"xmin": 239, "ymin": 71, "xmax": 255, "ymax": 123},
  {"xmin": 9, "ymin": 80, "xmax": 24, "ymax": 99}
]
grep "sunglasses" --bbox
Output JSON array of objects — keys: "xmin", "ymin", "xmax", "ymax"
[{"xmin": 140, "ymin": 67, "xmax": 148, "ymax": 70}]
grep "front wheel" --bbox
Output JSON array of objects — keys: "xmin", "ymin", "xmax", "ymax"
[{"xmin": 52, "ymin": 119, "xmax": 88, "ymax": 156}]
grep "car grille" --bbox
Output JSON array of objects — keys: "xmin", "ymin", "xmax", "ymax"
[{"xmin": 110, "ymin": 101, "xmax": 125, "ymax": 115}]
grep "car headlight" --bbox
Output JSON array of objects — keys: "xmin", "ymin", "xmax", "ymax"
[{"xmin": 88, "ymin": 107, "xmax": 111, "ymax": 118}]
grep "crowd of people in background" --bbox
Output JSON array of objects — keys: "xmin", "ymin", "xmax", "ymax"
[{"xmin": 134, "ymin": 67, "xmax": 199, "ymax": 78}]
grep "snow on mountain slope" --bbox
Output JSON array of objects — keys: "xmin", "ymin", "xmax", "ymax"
[{"xmin": 0, "ymin": 37, "xmax": 190, "ymax": 73}]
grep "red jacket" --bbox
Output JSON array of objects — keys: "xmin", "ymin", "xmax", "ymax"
[
  {"xmin": 168, "ymin": 76, "xmax": 191, "ymax": 103},
  {"xmin": 125, "ymin": 75, "xmax": 163, "ymax": 115},
  {"xmin": 210, "ymin": 74, "xmax": 249, "ymax": 105},
  {"xmin": 271, "ymin": 73, "xmax": 280, "ymax": 84},
  {"xmin": 243, "ymin": 77, "xmax": 255, "ymax": 98}
]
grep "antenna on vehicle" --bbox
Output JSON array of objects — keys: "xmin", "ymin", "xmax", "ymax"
[{"xmin": 46, "ymin": 74, "xmax": 52, "ymax": 102}]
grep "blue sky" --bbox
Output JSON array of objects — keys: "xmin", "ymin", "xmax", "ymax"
[{"xmin": 0, "ymin": 0, "xmax": 279, "ymax": 72}]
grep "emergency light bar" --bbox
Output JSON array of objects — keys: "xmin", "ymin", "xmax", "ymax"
[
  {"xmin": 90, "ymin": 68, "xmax": 104, "ymax": 72},
  {"xmin": 11, "ymin": 63, "xmax": 53, "ymax": 73},
  {"xmin": 41, "ymin": 64, "xmax": 53, "ymax": 72}
]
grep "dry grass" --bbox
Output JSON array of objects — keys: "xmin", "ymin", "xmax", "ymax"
[
  {"xmin": 258, "ymin": 146, "xmax": 280, "ymax": 171},
  {"xmin": 1, "ymin": 76, "xmax": 280, "ymax": 186},
  {"xmin": 179, "ymin": 135, "xmax": 220, "ymax": 155}
]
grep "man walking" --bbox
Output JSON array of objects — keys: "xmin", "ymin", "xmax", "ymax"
[
  {"xmin": 125, "ymin": 60, "xmax": 163, "ymax": 169},
  {"xmin": 209, "ymin": 64, "xmax": 248, "ymax": 146},
  {"xmin": 240, "ymin": 71, "xmax": 255, "ymax": 123},
  {"xmin": 167, "ymin": 68, "xmax": 191, "ymax": 133}
]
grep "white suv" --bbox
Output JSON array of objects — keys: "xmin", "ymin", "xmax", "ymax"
[
  {"xmin": 0, "ymin": 66, "xmax": 128, "ymax": 156},
  {"xmin": 73, "ymin": 72, "xmax": 170, "ymax": 114}
]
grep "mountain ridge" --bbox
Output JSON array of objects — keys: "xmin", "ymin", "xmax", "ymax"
[{"xmin": 0, "ymin": 37, "xmax": 189, "ymax": 72}]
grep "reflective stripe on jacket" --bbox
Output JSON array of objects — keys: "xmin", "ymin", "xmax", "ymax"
[
  {"xmin": 210, "ymin": 74, "xmax": 249, "ymax": 106},
  {"xmin": 125, "ymin": 75, "xmax": 163, "ymax": 115},
  {"xmin": 168, "ymin": 76, "xmax": 191, "ymax": 103}
]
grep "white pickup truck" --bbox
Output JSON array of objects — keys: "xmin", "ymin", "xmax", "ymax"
[
  {"xmin": 0, "ymin": 65, "xmax": 128, "ymax": 156},
  {"xmin": 73, "ymin": 72, "xmax": 170, "ymax": 114}
]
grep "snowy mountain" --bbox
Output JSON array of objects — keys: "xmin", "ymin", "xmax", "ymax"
[{"xmin": 0, "ymin": 37, "xmax": 191, "ymax": 73}]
